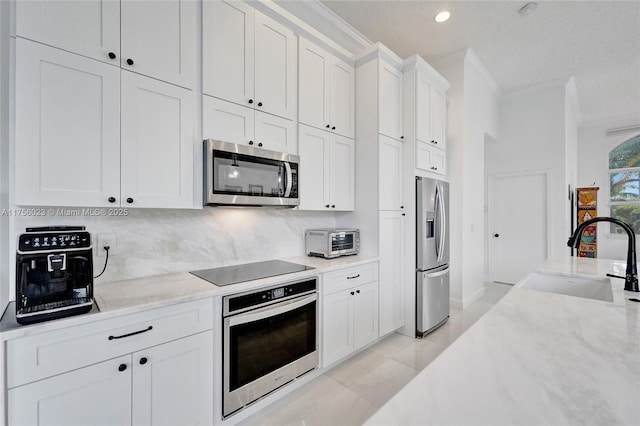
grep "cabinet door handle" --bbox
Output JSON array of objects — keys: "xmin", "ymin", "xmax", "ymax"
[
  {"xmin": 400, "ymin": 136, "xmax": 404, "ymax": 139},
  {"xmin": 126, "ymin": 58, "xmax": 134, "ymax": 66},
  {"xmin": 331, "ymin": 205, "xmax": 336, "ymax": 208},
  {"xmin": 258, "ymin": 142, "xmax": 263, "ymax": 147},
  {"xmin": 249, "ymin": 140, "xmax": 254, "ymax": 145},
  {"xmin": 431, "ymin": 166, "xmax": 438, "ymax": 170},
  {"xmin": 326, "ymin": 124, "xmax": 330, "ymax": 128},
  {"xmin": 108, "ymin": 52, "xmax": 117, "ymax": 60},
  {"xmin": 400, "ymin": 205, "xmax": 404, "ymax": 209},
  {"xmin": 126, "ymin": 197, "xmax": 134, "ymax": 204},
  {"xmin": 257, "ymin": 102, "xmax": 263, "ymax": 107},
  {"xmin": 356, "ymin": 290, "xmax": 360, "ymax": 294},
  {"xmin": 248, "ymin": 99, "xmax": 254, "ymax": 104},
  {"xmin": 108, "ymin": 325, "xmax": 153, "ymax": 340},
  {"xmin": 139, "ymin": 357, "xmax": 148, "ymax": 365},
  {"xmin": 431, "ymin": 140, "xmax": 438, "ymax": 145},
  {"xmin": 325, "ymin": 204, "xmax": 330, "ymax": 208},
  {"xmin": 118, "ymin": 363, "xmax": 127, "ymax": 372},
  {"xmin": 108, "ymin": 196, "xmax": 116, "ymax": 203},
  {"xmin": 350, "ymin": 291, "xmax": 355, "ymax": 295},
  {"xmin": 347, "ymin": 274, "xmax": 360, "ymax": 280},
  {"xmin": 331, "ymin": 126, "xmax": 336, "ymax": 130}
]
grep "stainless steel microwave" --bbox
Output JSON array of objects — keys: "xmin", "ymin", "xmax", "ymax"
[{"xmin": 203, "ymin": 140, "xmax": 299, "ymax": 207}]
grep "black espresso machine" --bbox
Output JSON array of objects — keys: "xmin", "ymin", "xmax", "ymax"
[{"xmin": 16, "ymin": 226, "xmax": 94, "ymax": 324}]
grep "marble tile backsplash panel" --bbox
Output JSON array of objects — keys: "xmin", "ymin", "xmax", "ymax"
[{"xmin": 14, "ymin": 208, "xmax": 336, "ymax": 284}]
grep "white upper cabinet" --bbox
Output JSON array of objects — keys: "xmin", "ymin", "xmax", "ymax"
[
  {"xmin": 299, "ymin": 37, "xmax": 354, "ymax": 138},
  {"xmin": 298, "ymin": 124, "xmax": 354, "ymax": 211},
  {"xmin": 14, "ymin": 39, "xmax": 121, "ymax": 207},
  {"xmin": 379, "ymin": 60, "xmax": 404, "ymax": 141},
  {"xmin": 379, "ymin": 135, "xmax": 404, "ymax": 211},
  {"xmin": 16, "ymin": 0, "xmax": 196, "ymax": 89},
  {"xmin": 415, "ymin": 73, "xmax": 431, "ymax": 143},
  {"xmin": 430, "ymin": 87, "xmax": 446, "ymax": 148},
  {"xmin": 15, "ymin": 0, "xmax": 121, "ymax": 65},
  {"xmin": 121, "ymin": 72, "xmax": 195, "ymax": 208},
  {"xmin": 203, "ymin": 0, "xmax": 254, "ymax": 107},
  {"xmin": 121, "ymin": 0, "xmax": 197, "ymax": 89},
  {"xmin": 202, "ymin": 95, "xmax": 297, "ymax": 154},
  {"xmin": 203, "ymin": 1, "xmax": 297, "ymax": 121}
]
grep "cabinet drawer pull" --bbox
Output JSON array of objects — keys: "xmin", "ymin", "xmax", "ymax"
[
  {"xmin": 126, "ymin": 58, "xmax": 134, "ymax": 66},
  {"xmin": 108, "ymin": 52, "xmax": 116, "ymax": 60},
  {"xmin": 118, "ymin": 363, "xmax": 127, "ymax": 372},
  {"xmin": 139, "ymin": 357, "xmax": 148, "ymax": 365},
  {"xmin": 347, "ymin": 274, "xmax": 360, "ymax": 280},
  {"xmin": 108, "ymin": 325, "xmax": 153, "ymax": 341}
]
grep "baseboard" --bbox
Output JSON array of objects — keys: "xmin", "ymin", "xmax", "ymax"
[{"xmin": 462, "ymin": 286, "xmax": 486, "ymax": 308}]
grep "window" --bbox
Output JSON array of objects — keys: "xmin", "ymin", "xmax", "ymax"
[{"xmin": 609, "ymin": 134, "xmax": 640, "ymax": 233}]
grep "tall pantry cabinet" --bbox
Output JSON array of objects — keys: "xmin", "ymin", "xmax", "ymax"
[{"xmin": 350, "ymin": 43, "xmax": 406, "ymax": 336}]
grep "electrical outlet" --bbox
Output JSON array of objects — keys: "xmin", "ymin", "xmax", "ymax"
[{"xmin": 97, "ymin": 234, "xmax": 117, "ymax": 257}]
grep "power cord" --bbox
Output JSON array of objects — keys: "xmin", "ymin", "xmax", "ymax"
[{"xmin": 94, "ymin": 245, "xmax": 110, "ymax": 279}]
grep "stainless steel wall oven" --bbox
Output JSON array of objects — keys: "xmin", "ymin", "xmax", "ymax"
[{"xmin": 222, "ymin": 277, "xmax": 318, "ymax": 417}]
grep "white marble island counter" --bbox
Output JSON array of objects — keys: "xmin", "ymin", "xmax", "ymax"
[{"xmin": 366, "ymin": 257, "xmax": 640, "ymax": 425}]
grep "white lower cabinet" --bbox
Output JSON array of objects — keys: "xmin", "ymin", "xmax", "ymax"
[
  {"xmin": 322, "ymin": 263, "xmax": 379, "ymax": 367},
  {"xmin": 6, "ymin": 299, "xmax": 214, "ymax": 426}
]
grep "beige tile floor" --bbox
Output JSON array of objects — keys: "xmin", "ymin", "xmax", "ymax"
[{"xmin": 238, "ymin": 282, "xmax": 512, "ymax": 426}]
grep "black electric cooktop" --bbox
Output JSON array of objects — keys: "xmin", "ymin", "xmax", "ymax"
[{"xmin": 190, "ymin": 260, "xmax": 314, "ymax": 287}]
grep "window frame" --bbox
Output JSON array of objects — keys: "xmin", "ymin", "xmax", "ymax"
[{"xmin": 608, "ymin": 133, "xmax": 640, "ymax": 235}]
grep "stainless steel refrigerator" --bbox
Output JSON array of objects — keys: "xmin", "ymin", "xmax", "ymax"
[{"xmin": 416, "ymin": 176, "xmax": 450, "ymax": 337}]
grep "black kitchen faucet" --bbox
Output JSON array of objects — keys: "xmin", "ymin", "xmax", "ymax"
[{"xmin": 567, "ymin": 217, "xmax": 639, "ymax": 292}]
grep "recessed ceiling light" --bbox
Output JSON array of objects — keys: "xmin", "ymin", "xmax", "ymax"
[
  {"xmin": 518, "ymin": 2, "xmax": 538, "ymax": 16},
  {"xmin": 434, "ymin": 11, "xmax": 450, "ymax": 23}
]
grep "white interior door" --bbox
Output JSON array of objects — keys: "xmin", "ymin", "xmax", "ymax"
[{"xmin": 488, "ymin": 172, "xmax": 549, "ymax": 284}]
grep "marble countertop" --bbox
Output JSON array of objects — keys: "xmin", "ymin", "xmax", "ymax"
[
  {"xmin": 366, "ymin": 256, "xmax": 640, "ymax": 425},
  {"xmin": 0, "ymin": 255, "xmax": 377, "ymax": 340}
]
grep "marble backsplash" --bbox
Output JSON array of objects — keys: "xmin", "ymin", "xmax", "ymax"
[{"xmin": 13, "ymin": 207, "xmax": 336, "ymax": 286}]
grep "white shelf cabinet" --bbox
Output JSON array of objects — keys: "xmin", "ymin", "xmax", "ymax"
[
  {"xmin": 7, "ymin": 299, "xmax": 214, "ymax": 426},
  {"xmin": 322, "ymin": 263, "xmax": 379, "ymax": 367},
  {"xmin": 203, "ymin": 0, "xmax": 297, "ymax": 121},
  {"xmin": 379, "ymin": 211, "xmax": 406, "ymax": 335},
  {"xmin": 16, "ymin": 0, "xmax": 196, "ymax": 89},
  {"xmin": 379, "ymin": 135, "xmax": 405, "ymax": 211},
  {"xmin": 298, "ymin": 124, "xmax": 354, "ymax": 211},
  {"xmin": 299, "ymin": 37, "xmax": 354, "ymax": 138},
  {"xmin": 203, "ymin": 95, "xmax": 297, "ymax": 154}
]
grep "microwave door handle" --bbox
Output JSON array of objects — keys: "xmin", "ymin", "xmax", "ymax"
[
  {"xmin": 284, "ymin": 162, "xmax": 293, "ymax": 197},
  {"xmin": 228, "ymin": 293, "xmax": 316, "ymax": 327}
]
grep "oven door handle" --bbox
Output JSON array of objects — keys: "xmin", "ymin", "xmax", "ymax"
[{"xmin": 228, "ymin": 293, "xmax": 316, "ymax": 327}]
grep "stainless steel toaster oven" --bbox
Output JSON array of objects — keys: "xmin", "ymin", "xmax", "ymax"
[{"xmin": 305, "ymin": 229, "xmax": 360, "ymax": 259}]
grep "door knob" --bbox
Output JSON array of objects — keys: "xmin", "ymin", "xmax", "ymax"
[{"xmin": 494, "ymin": 233, "xmax": 500, "ymax": 238}]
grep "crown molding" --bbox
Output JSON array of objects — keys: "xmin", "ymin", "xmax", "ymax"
[
  {"xmin": 267, "ymin": 0, "xmax": 372, "ymax": 60},
  {"xmin": 402, "ymin": 54, "xmax": 450, "ymax": 92},
  {"xmin": 463, "ymin": 48, "xmax": 501, "ymax": 96},
  {"xmin": 354, "ymin": 42, "xmax": 403, "ymax": 68}
]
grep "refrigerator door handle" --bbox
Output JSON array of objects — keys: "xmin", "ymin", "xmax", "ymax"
[
  {"xmin": 423, "ymin": 266, "xmax": 449, "ymax": 278},
  {"xmin": 438, "ymin": 183, "xmax": 446, "ymax": 262},
  {"xmin": 434, "ymin": 185, "xmax": 441, "ymax": 260}
]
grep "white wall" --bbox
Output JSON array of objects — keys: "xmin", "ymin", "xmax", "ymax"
[
  {"xmin": 9, "ymin": 209, "xmax": 335, "ymax": 298},
  {"xmin": 434, "ymin": 48, "xmax": 500, "ymax": 308},
  {"xmin": 577, "ymin": 113, "xmax": 640, "ymax": 261},
  {"xmin": 0, "ymin": 0, "xmax": 10, "ymax": 315},
  {"xmin": 487, "ymin": 80, "xmax": 573, "ymax": 260}
]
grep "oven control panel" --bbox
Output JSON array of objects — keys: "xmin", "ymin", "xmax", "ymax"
[{"xmin": 225, "ymin": 278, "xmax": 317, "ymax": 314}]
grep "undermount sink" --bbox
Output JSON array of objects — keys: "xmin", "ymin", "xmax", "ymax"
[{"xmin": 517, "ymin": 272, "xmax": 614, "ymax": 302}]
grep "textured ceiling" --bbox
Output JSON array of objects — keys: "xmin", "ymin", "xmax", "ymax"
[{"xmin": 320, "ymin": 0, "xmax": 640, "ymax": 124}]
